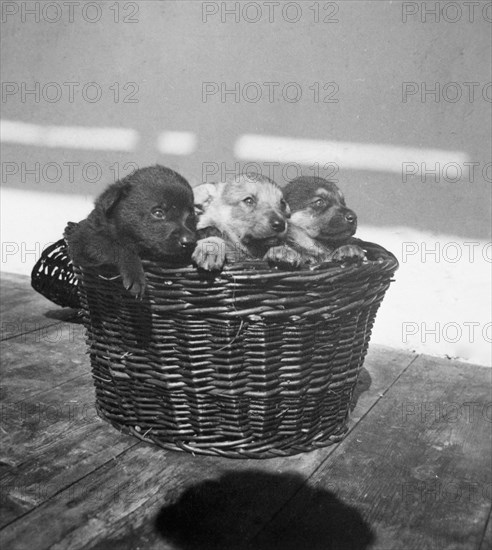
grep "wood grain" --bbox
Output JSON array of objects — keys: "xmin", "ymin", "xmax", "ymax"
[
  {"xmin": 0, "ymin": 373, "xmax": 137, "ymax": 527},
  {"xmin": 1, "ymin": 272, "xmax": 79, "ymax": 341},
  {"xmin": 0, "ymin": 323, "xmax": 88, "ymax": 403}
]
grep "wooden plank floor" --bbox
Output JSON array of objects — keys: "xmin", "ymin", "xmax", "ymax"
[{"xmin": 1, "ymin": 272, "xmax": 491, "ymax": 550}]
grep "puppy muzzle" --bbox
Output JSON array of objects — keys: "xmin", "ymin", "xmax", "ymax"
[
  {"xmin": 269, "ymin": 214, "xmax": 287, "ymax": 234},
  {"xmin": 319, "ymin": 208, "xmax": 358, "ymax": 242},
  {"xmin": 327, "ymin": 207, "xmax": 358, "ymax": 231},
  {"xmin": 344, "ymin": 209, "xmax": 357, "ymax": 226},
  {"xmin": 177, "ymin": 230, "xmax": 197, "ymax": 258}
]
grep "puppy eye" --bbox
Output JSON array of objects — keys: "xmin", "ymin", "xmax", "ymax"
[
  {"xmin": 280, "ymin": 199, "xmax": 288, "ymax": 210},
  {"xmin": 243, "ymin": 197, "xmax": 255, "ymax": 206},
  {"xmin": 151, "ymin": 207, "xmax": 166, "ymax": 219},
  {"xmin": 313, "ymin": 198, "xmax": 326, "ymax": 209}
]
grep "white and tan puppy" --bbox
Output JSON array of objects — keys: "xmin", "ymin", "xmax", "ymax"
[{"xmin": 192, "ymin": 173, "xmax": 290, "ymax": 271}]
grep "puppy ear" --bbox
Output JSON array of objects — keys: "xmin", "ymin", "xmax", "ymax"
[
  {"xmin": 337, "ymin": 190, "xmax": 347, "ymax": 205},
  {"xmin": 285, "ymin": 202, "xmax": 292, "ymax": 218},
  {"xmin": 193, "ymin": 183, "xmax": 218, "ymax": 216},
  {"xmin": 95, "ymin": 180, "xmax": 132, "ymax": 217}
]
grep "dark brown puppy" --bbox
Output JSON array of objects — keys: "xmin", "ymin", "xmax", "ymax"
[
  {"xmin": 273, "ymin": 176, "xmax": 366, "ymax": 266},
  {"xmin": 65, "ymin": 165, "xmax": 196, "ymax": 298},
  {"xmin": 192, "ymin": 173, "xmax": 290, "ymax": 270}
]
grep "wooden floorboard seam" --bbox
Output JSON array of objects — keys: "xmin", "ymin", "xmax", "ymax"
[
  {"xmin": 1, "ymin": 439, "xmax": 143, "ymax": 531},
  {"xmin": 479, "ymin": 508, "xmax": 492, "ymax": 549},
  {"xmin": 345, "ymin": 353, "xmax": 420, "ymax": 428},
  {"xmin": 0, "ymin": 320, "xmax": 65, "ymax": 342},
  {"xmin": 1, "ymin": 372, "xmax": 92, "ymax": 407}
]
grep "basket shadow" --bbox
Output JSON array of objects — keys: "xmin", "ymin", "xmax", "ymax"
[{"xmin": 154, "ymin": 470, "xmax": 374, "ymax": 550}]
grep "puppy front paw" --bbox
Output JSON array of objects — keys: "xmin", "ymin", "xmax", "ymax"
[
  {"xmin": 265, "ymin": 245, "xmax": 301, "ymax": 268},
  {"xmin": 330, "ymin": 245, "xmax": 367, "ymax": 263},
  {"xmin": 192, "ymin": 237, "xmax": 227, "ymax": 271},
  {"xmin": 120, "ymin": 263, "xmax": 146, "ymax": 299}
]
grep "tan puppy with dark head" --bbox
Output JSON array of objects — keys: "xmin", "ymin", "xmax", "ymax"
[
  {"xmin": 269, "ymin": 176, "xmax": 366, "ymax": 267},
  {"xmin": 192, "ymin": 173, "xmax": 290, "ymax": 270}
]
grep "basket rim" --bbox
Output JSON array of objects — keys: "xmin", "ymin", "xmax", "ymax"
[
  {"xmin": 136, "ymin": 238, "xmax": 399, "ymax": 279},
  {"xmin": 75, "ymin": 239, "xmax": 398, "ymax": 319}
]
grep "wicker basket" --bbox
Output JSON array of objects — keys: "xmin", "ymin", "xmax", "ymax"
[
  {"xmin": 74, "ymin": 240, "xmax": 398, "ymax": 459},
  {"xmin": 31, "ymin": 223, "xmax": 81, "ymax": 310}
]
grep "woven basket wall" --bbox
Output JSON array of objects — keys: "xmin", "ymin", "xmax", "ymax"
[{"xmin": 74, "ymin": 241, "xmax": 398, "ymax": 459}]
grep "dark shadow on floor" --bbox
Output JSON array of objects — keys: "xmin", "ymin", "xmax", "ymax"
[{"xmin": 154, "ymin": 470, "xmax": 374, "ymax": 550}]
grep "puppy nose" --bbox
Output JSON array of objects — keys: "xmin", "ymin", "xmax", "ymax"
[
  {"xmin": 345, "ymin": 211, "xmax": 357, "ymax": 224},
  {"xmin": 179, "ymin": 235, "xmax": 196, "ymax": 249},
  {"xmin": 271, "ymin": 218, "xmax": 286, "ymax": 233}
]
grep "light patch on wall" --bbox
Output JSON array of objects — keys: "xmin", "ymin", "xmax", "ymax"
[
  {"xmin": 0, "ymin": 119, "xmax": 138, "ymax": 151},
  {"xmin": 235, "ymin": 134, "xmax": 470, "ymax": 174},
  {"xmin": 157, "ymin": 131, "xmax": 197, "ymax": 156}
]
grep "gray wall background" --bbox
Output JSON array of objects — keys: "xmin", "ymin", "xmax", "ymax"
[{"xmin": 2, "ymin": 0, "xmax": 491, "ymax": 238}]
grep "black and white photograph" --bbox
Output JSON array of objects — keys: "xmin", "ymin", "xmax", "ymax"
[{"xmin": 1, "ymin": 1, "xmax": 491, "ymax": 548}]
